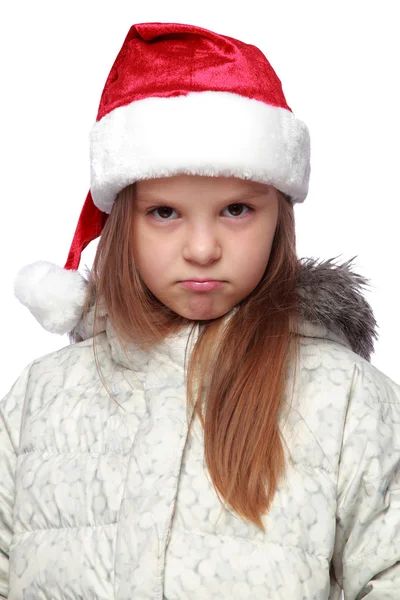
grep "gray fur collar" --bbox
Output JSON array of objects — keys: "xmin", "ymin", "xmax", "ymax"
[{"xmin": 296, "ymin": 256, "xmax": 378, "ymax": 362}]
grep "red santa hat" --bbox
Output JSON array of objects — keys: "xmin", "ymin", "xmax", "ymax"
[{"xmin": 14, "ymin": 22, "xmax": 311, "ymax": 334}]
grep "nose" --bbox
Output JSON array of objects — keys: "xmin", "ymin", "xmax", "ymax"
[{"xmin": 182, "ymin": 223, "xmax": 222, "ymax": 264}]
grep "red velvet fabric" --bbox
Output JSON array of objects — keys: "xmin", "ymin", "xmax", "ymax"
[
  {"xmin": 96, "ymin": 22, "xmax": 292, "ymax": 121},
  {"xmin": 64, "ymin": 191, "xmax": 108, "ymax": 270}
]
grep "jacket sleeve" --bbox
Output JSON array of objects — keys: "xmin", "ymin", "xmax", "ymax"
[
  {"xmin": 0, "ymin": 363, "xmax": 32, "ymax": 599},
  {"xmin": 331, "ymin": 360, "xmax": 400, "ymax": 599}
]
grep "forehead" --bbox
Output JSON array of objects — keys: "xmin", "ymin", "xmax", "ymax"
[{"xmin": 135, "ymin": 176, "xmax": 270, "ymax": 202}]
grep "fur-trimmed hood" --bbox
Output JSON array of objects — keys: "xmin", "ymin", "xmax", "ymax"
[
  {"xmin": 71, "ymin": 255, "xmax": 379, "ymax": 363},
  {"xmin": 294, "ymin": 256, "xmax": 378, "ymax": 362}
]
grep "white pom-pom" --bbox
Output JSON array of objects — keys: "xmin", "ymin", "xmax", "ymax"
[{"xmin": 14, "ymin": 260, "xmax": 88, "ymax": 335}]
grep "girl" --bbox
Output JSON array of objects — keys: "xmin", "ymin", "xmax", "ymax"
[{"xmin": 1, "ymin": 21, "xmax": 400, "ymax": 600}]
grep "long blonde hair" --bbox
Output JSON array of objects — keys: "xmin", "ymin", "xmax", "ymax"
[{"xmin": 77, "ymin": 182, "xmax": 300, "ymax": 531}]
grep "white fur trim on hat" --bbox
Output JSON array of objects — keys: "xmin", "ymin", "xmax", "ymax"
[
  {"xmin": 89, "ymin": 90, "xmax": 311, "ymax": 214},
  {"xmin": 14, "ymin": 261, "xmax": 88, "ymax": 335}
]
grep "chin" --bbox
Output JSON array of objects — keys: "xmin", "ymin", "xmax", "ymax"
[{"xmin": 177, "ymin": 305, "xmax": 234, "ymax": 322}]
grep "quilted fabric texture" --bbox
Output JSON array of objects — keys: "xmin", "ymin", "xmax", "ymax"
[{"xmin": 1, "ymin": 258, "xmax": 400, "ymax": 599}]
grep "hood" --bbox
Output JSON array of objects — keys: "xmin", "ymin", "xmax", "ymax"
[
  {"xmin": 71, "ymin": 256, "xmax": 379, "ymax": 363},
  {"xmin": 294, "ymin": 256, "xmax": 378, "ymax": 362}
]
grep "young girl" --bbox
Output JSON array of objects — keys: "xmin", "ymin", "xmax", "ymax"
[{"xmin": 1, "ymin": 21, "xmax": 399, "ymax": 600}]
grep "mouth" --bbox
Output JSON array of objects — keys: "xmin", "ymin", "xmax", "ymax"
[
  {"xmin": 179, "ymin": 278, "xmax": 223, "ymax": 283},
  {"xmin": 178, "ymin": 280, "xmax": 224, "ymax": 291}
]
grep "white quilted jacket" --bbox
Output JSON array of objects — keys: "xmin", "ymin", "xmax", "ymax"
[{"xmin": 1, "ymin": 258, "xmax": 400, "ymax": 599}]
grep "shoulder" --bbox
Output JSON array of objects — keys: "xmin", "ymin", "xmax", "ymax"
[
  {"xmin": 28, "ymin": 334, "xmax": 98, "ymax": 380},
  {"xmin": 287, "ymin": 334, "xmax": 400, "ymax": 473},
  {"xmin": 349, "ymin": 354, "xmax": 400, "ymax": 406},
  {"xmin": 1, "ymin": 335, "xmax": 106, "ymax": 430},
  {"xmin": 298, "ymin": 332, "xmax": 399, "ymax": 401},
  {"xmin": 301, "ymin": 332, "xmax": 400, "ymax": 427}
]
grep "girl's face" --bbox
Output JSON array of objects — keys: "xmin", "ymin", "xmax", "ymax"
[{"xmin": 132, "ymin": 174, "xmax": 279, "ymax": 321}]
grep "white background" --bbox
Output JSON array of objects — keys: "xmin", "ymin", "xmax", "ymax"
[{"xmin": 1, "ymin": 0, "xmax": 399, "ymax": 399}]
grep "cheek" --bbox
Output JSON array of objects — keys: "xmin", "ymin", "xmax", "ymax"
[
  {"xmin": 241, "ymin": 254, "xmax": 270, "ymax": 284},
  {"xmin": 235, "ymin": 233, "xmax": 275, "ymax": 285},
  {"xmin": 134, "ymin": 234, "xmax": 174, "ymax": 276},
  {"xmin": 239, "ymin": 229, "xmax": 274, "ymax": 264}
]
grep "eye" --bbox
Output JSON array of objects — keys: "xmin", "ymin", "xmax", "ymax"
[
  {"xmin": 223, "ymin": 204, "xmax": 252, "ymax": 218},
  {"xmin": 149, "ymin": 206, "xmax": 179, "ymax": 221},
  {"xmin": 147, "ymin": 203, "xmax": 253, "ymax": 222}
]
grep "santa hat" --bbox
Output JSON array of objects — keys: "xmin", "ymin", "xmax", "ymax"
[{"xmin": 14, "ymin": 22, "xmax": 311, "ymax": 335}]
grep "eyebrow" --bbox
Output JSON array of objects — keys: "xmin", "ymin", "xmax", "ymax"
[{"xmin": 136, "ymin": 188, "xmax": 269, "ymax": 204}]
